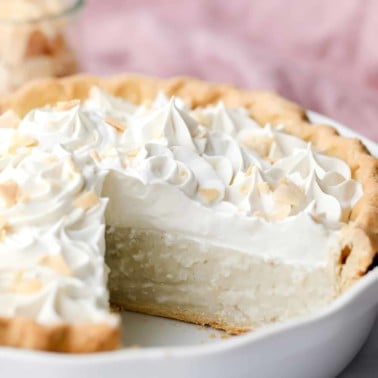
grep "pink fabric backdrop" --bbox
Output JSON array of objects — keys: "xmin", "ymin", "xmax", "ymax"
[{"xmin": 82, "ymin": 0, "xmax": 378, "ymax": 142}]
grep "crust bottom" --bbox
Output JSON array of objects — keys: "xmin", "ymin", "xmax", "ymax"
[
  {"xmin": 111, "ymin": 301, "xmax": 251, "ymax": 335},
  {"xmin": 0, "ymin": 316, "xmax": 120, "ymax": 353}
]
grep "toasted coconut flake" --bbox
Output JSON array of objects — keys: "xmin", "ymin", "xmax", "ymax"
[
  {"xmin": 90, "ymin": 149, "xmax": 102, "ymax": 162},
  {"xmin": 10, "ymin": 272, "xmax": 43, "ymax": 294},
  {"xmin": 273, "ymin": 181, "xmax": 304, "ymax": 207},
  {"xmin": 0, "ymin": 180, "xmax": 20, "ymax": 208},
  {"xmin": 10, "ymin": 134, "xmax": 38, "ymax": 153},
  {"xmin": 0, "ymin": 215, "xmax": 11, "ymax": 240},
  {"xmin": 257, "ymin": 182, "xmax": 271, "ymax": 195},
  {"xmin": 66, "ymin": 157, "xmax": 79, "ymax": 173},
  {"xmin": 239, "ymin": 183, "xmax": 250, "ymax": 194},
  {"xmin": 39, "ymin": 255, "xmax": 72, "ymax": 276},
  {"xmin": 311, "ymin": 213, "xmax": 322, "ymax": 223},
  {"xmin": 55, "ymin": 99, "xmax": 80, "ymax": 111},
  {"xmin": 198, "ymin": 188, "xmax": 220, "ymax": 204},
  {"xmin": 126, "ymin": 148, "xmax": 141, "ymax": 158},
  {"xmin": 74, "ymin": 191, "xmax": 99, "ymax": 210},
  {"xmin": 45, "ymin": 155, "xmax": 58, "ymax": 163},
  {"xmin": 245, "ymin": 165, "xmax": 254, "ymax": 177},
  {"xmin": 0, "ymin": 110, "xmax": 21, "ymax": 129},
  {"xmin": 242, "ymin": 134, "xmax": 273, "ymax": 157},
  {"xmin": 105, "ymin": 116, "xmax": 126, "ymax": 132}
]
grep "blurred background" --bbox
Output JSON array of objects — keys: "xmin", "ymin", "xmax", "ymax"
[
  {"xmin": 1, "ymin": 0, "xmax": 377, "ymax": 141},
  {"xmin": 82, "ymin": 0, "xmax": 378, "ymax": 141}
]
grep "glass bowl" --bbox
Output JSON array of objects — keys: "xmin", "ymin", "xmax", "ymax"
[{"xmin": 0, "ymin": 0, "xmax": 85, "ymax": 95}]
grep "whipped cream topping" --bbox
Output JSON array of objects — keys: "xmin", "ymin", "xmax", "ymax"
[
  {"xmin": 84, "ymin": 89, "xmax": 361, "ymax": 224},
  {"xmin": 0, "ymin": 147, "xmax": 114, "ymax": 324},
  {"xmin": 0, "ymin": 87, "xmax": 363, "ymax": 325}
]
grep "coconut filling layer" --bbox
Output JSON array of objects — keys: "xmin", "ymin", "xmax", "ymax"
[
  {"xmin": 106, "ymin": 228, "xmax": 338, "ymax": 330},
  {"xmin": 0, "ymin": 87, "xmax": 363, "ymax": 330}
]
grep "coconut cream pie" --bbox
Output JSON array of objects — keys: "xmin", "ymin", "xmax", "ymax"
[{"xmin": 0, "ymin": 75, "xmax": 377, "ymax": 353}]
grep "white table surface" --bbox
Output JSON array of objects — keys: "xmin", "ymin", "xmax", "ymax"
[{"xmin": 340, "ymin": 314, "xmax": 378, "ymax": 377}]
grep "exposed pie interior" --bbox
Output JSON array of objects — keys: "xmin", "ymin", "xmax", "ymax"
[{"xmin": 0, "ymin": 75, "xmax": 377, "ymax": 353}]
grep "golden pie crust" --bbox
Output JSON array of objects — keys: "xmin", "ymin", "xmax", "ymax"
[
  {"xmin": 0, "ymin": 74, "xmax": 377, "ymax": 352},
  {"xmin": 0, "ymin": 317, "xmax": 119, "ymax": 353}
]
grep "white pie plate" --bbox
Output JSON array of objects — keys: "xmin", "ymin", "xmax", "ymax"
[{"xmin": 1, "ymin": 112, "xmax": 377, "ymax": 378}]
